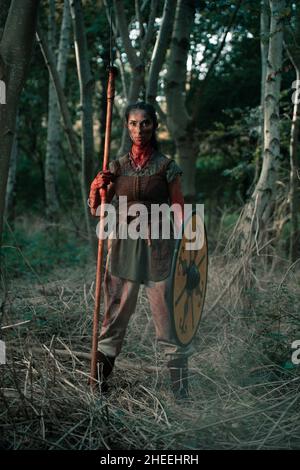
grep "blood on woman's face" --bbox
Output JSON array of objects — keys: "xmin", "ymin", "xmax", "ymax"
[{"xmin": 126, "ymin": 110, "xmax": 154, "ymax": 147}]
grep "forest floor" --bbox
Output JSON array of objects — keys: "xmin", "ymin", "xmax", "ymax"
[{"xmin": 1, "ymin": 216, "xmax": 300, "ymax": 450}]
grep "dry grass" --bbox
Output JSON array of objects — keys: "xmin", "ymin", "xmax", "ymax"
[{"xmin": 1, "ymin": 250, "xmax": 300, "ymax": 450}]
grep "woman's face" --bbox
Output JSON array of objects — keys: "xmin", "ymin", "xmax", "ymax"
[{"xmin": 127, "ymin": 109, "xmax": 154, "ymax": 147}]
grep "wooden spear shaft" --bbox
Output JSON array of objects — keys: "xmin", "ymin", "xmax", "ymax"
[{"xmin": 90, "ymin": 66, "xmax": 117, "ymax": 388}]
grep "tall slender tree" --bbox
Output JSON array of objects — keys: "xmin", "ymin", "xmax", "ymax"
[
  {"xmin": 165, "ymin": 0, "xmax": 196, "ymax": 200},
  {"xmin": 69, "ymin": 0, "xmax": 94, "ymax": 186},
  {"xmin": 256, "ymin": 0, "xmax": 270, "ymax": 184},
  {"xmin": 285, "ymin": 4, "xmax": 300, "ymax": 261},
  {"xmin": 230, "ymin": 0, "xmax": 286, "ymax": 252},
  {"xmin": 69, "ymin": 0, "xmax": 95, "ymax": 253},
  {"xmin": 165, "ymin": 0, "xmax": 242, "ymax": 199},
  {"xmin": 0, "ymin": 0, "xmax": 40, "ymax": 249},
  {"xmin": 146, "ymin": 0, "xmax": 176, "ymax": 109},
  {"xmin": 45, "ymin": 0, "xmax": 71, "ymax": 219}
]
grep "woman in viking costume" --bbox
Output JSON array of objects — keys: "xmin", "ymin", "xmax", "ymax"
[{"xmin": 88, "ymin": 102, "xmax": 192, "ymax": 399}]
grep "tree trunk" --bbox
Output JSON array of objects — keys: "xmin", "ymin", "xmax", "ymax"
[
  {"xmin": 36, "ymin": 27, "xmax": 81, "ymax": 169},
  {"xmin": 164, "ymin": 0, "xmax": 196, "ymax": 199},
  {"xmin": 69, "ymin": 0, "xmax": 95, "ymax": 254},
  {"xmin": 254, "ymin": 0, "xmax": 270, "ymax": 185},
  {"xmin": 0, "ymin": 0, "xmax": 40, "ymax": 248},
  {"xmin": 5, "ymin": 116, "xmax": 18, "ymax": 222},
  {"xmin": 231, "ymin": 0, "xmax": 286, "ymax": 253},
  {"xmin": 289, "ymin": 68, "xmax": 300, "ymax": 260},
  {"xmin": 146, "ymin": 0, "xmax": 176, "ymax": 106},
  {"xmin": 69, "ymin": 0, "xmax": 95, "ymax": 185},
  {"xmin": 285, "ymin": 10, "xmax": 300, "ymax": 261},
  {"xmin": 37, "ymin": 26, "xmax": 96, "ymax": 254},
  {"xmin": 45, "ymin": 0, "xmax": 71, "ymax": 219}
]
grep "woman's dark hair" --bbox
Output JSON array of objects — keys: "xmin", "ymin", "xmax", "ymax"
[{"xmin": 125, "ymin": 101, "xmax": 159, "ymax": 150}]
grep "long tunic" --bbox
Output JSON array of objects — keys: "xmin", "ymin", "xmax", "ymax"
[{"xmin": 108, "ymin": 150, "xmax": 182, "ymax": 283}]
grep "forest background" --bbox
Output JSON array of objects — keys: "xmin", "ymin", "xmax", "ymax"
[{"xmin": 0, "ymin": 0, "xmax": 299, "ymax": 450}]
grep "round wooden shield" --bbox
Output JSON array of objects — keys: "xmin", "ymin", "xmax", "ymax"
[{"xmin": 169, "ymin": 209, "xmax": 208, "ymax": 346}]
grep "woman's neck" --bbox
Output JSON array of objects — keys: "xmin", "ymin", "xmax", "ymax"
[{"xmin": 130, "ymin": 142, "xmax": 153, "ymax": 169}]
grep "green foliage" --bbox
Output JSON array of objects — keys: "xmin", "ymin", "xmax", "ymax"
[
  {"xmin": 243, "ymin": 283, "xmax": 300, "ymax": 368},
  {"xmin": 195, "ymin": 106, "xmax": 260, "ymax": 209},
  {"xmin": 2, "ymin": 217, "xmax": 90, "ymax": 279}
]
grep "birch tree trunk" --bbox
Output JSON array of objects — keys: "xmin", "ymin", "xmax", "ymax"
[
  {"xmin": 69, "ymin": 0, "xmax": 95, "ymax": 254},
  {"xmin": 36, "ymin": 26, "xmax": 81, "ymax": 170},
  {"xmin": 45, "ymin": 0, "xmax": 71, "ymax": 219},
  {"xmin": 285, "ymin": 10, "xmax": 300, "ymax": 261},
  {"xmin": 0, "ymin": 0, "xmax": 40, "ymax": 248},
  {"xmin": 37, "ymin": 26, "xmax": 96, "ymax": 254},
  {"xmin": 289, "ymin": 67, "xmax": 300, "ymax": 260},
  {"xmin": 255, "ymin": 0, "xmax": 270, "ymax": 184},
  {"xmin": 164, "ymin": 0, "xmax": 196, "ymax": 200},
  {"xmin": 69, "ymin": 0, "xmax": 94, "ymax": 187},
  {"xmin": 230, "ymin": 0, "xmax": 286, "ymax": 253}
]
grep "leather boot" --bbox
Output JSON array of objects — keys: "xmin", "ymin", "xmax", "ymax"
[
  {"xmin": 96, "ymin": 351, "xmax": 115, "ymax": 393},
  {"xmin": 167, "ymin": 357, "xmax": 189, "ymax": 400}
]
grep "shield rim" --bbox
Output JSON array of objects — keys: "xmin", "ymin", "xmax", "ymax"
[{"xmin": 168, "ymin": 209, "xmax": 208, "ymax": 347}]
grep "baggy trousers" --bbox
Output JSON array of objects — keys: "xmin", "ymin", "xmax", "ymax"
[{"xmin": 98, "ymin": 260, "xmax": 193, "ymax": 362}]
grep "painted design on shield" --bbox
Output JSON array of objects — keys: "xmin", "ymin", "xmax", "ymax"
[{"xmin": 170, "ymin": 211, "xmax": 208, "ymax": 346}]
